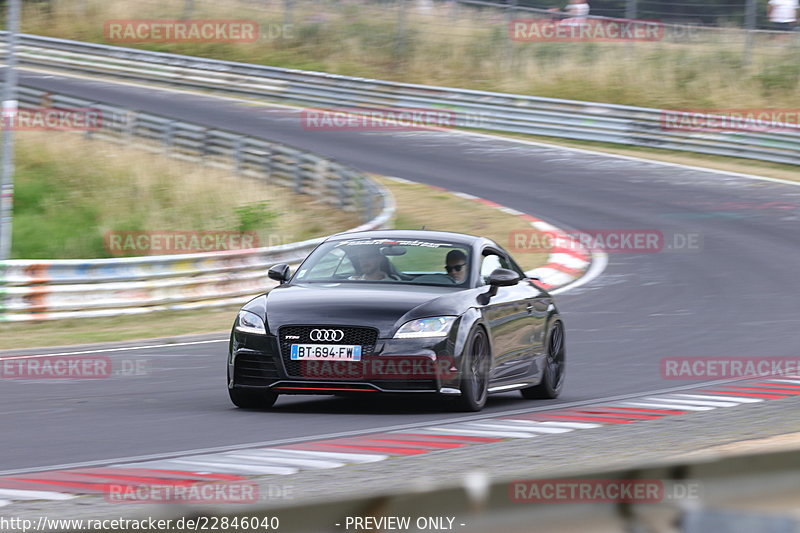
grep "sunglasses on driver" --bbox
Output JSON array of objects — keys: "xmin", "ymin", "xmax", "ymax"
[{"xmin": 445, "ymin": 263, "xmax": 467, "ymax": 273}]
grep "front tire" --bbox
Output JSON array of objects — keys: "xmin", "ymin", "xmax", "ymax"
[
  {"xmin": 455, "ymin": 327, "xmax": 490, "ymax": 412},
  {"xmin": 521, "ymin": 320, "xmax": 565, "ymax": 400},
  {"xmin": 229, "ymin": 388, "xmax": 278, "ymax": 409}
]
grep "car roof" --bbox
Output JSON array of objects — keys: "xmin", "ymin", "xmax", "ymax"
[{"xmin": 325, "ymin": 229, "xmax": 499, "ymax": 248}]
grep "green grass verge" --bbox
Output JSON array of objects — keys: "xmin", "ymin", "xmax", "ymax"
[{"xmin": 10, "ymin": 132, "xmax": 358, "ymax": 259}]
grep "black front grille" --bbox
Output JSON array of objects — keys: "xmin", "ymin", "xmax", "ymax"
[
  {"xmin": 279, "ymin": 325, "xmax": 378, "ymax": 378},
  {"xmin": 234, "ymin": 351, "xmax": 279, "ymax": 386}
]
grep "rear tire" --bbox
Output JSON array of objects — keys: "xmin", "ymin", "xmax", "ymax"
[
  {"xmin": 454, "ymin": 328, "xmax": 490, "ymax": 412},
  {"xmin": 229, "ymin": 388, "xmax": 278, "ymax": 409},
  {"xmin": 521, "ymin": 320, "xmax": 565, "ymax": 400}
]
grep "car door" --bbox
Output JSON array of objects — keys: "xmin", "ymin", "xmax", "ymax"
[
  {"xmin": 508, "ymin": 254, "xmax": 551, "ymax": 362},
  {"xmin": 478, "ymin": 248, "xmax": 541, "ymax": 381}
]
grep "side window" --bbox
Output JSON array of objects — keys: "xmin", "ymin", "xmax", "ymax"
[{"xmin": 480, "ymin": 253, "xmax": 510, "ymax": 285}]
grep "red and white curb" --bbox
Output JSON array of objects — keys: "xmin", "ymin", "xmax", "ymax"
[
  {"xmin": 2, "ymin": 376, "xmax": 800, "ymax": 508},
  {"xmin": 383, "ymin": 176, "xmax": 595, "ymax": 292}
]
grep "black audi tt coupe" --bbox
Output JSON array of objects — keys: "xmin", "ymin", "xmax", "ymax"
[{"xmin": 227, "ymin": 230, "xmax": 565, "ymax": 411}]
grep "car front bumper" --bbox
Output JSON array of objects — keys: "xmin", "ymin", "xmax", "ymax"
[{"xmin": 229, "ymin": 331, "xmax": 462, "ymax": 395}]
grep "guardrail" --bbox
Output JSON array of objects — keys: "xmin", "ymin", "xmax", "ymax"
[
  {"xmin": 0, "ymin": 87, "xmax": 394, "ymax": 322},
  {"xmin": 2, "ymin": 33, "xmax": 799, "ymax": 166},
  {"xmin": 142, "ymin": 444, "xmax": 800, "ymax": 533}
]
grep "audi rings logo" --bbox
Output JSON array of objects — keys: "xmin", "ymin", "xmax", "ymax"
[{"xmin": 309, "ymin": 329, "xmax": 345, "ymax": 342}]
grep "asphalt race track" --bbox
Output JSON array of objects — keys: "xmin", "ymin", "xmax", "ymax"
[{"xmin": 2, "ymin": 70, "xmax": 799, "ymax": 474}]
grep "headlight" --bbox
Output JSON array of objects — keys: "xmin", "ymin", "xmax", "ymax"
[
  {"xmin": 235, "ymin": 310, "xmax": 267, "ymax": 335},
  {"xmin": 394, "ymin": 316, "xmax": 457, "ymax": 338}
]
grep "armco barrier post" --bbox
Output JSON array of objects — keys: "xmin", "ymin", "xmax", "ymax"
[
  {"xmin": 263, "ymin": 144, "xmax": 273, "ymax": 180},
  {"xmin": 200, "ymin": 128, "xmax": 210, "ymax": 159},
  {"xmin": 234, "ymin": 136, "xmax": 244, "ymax": 175},
  {"xmin": 363, "ymin": 183, "xmax": 376, "ymax": 222},
  {"xmin": 292, "ymin": 152, "xmax": 302, "ymax": 194},
  {"xmin": 124, "ymin": 110, "xmax": 136, "ymax": 142},
  {"xmin": 337, "ymin": 169, "xmax": 348, "ymax": 210},
  {"xmin": 163, "ymin": 121, "xmax": 175, "ymax": 155}
]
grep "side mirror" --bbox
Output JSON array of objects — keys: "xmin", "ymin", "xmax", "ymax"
[
  {"xmin": 478, "ymin": 268, "xmax": 521, "ymax": 305},
  {"xmin": 268, "ymin": 263, "xmax": 291, "ymax": 284},
  {"xmin": 487, "ymin": 268, "xmax": 520, "ymax": 287}
]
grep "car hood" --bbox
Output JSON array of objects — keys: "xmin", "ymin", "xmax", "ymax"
[{"xmin": 262, "ymin": 283, "xmax": 464, "ymax": 338}]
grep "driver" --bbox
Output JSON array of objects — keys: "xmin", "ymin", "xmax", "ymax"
[
  {"xmin": 445, "ymin": 249, "xmax": 469, "ymax": 283},
  {"xmin": 350, "ymin": 247, "xmax": 397, "ymax": 281}
]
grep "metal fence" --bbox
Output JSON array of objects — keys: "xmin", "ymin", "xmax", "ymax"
[
  {"xmin": 133, "ymin": 443, "xmax": 800, "ymax": 533},
  {"xmin": 0, "ymin": 86, "xmax": 394, "ymax": 322},
  {"xmin": 2, "ymin": 33, "xmax": 798, "ymax": 166}
]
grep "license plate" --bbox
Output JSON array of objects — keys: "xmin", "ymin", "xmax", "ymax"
[{"xmin": 290, "ymin": 344, "xmax": 362, "ymax": 361}]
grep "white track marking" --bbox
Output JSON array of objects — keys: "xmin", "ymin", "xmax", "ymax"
[
  {"xmin": 156, "ymin": 458, "xmax": 297, "ymax": 476},
  {"xmin": 549, "ymin": 251, "xmax": 608, "ymax": 295},
  {"xmin": 644, "ymin": 397, "xmax": 740, "ymax": 407},
  {"xmin": 533, "ymin": 421, "xmax": 603, "ymax": 429},
  {"xmin": 673, "ymin": 394, "xmax": 763, "ymax": 404},
  {"xmin": 112, "ymin": 458, "xmax": 291, "ymax": 475},
  {"xmin": 452, "ymin": 192, "xmax": 478, "ymax": 200},
  {"xmin": 528, "ymin": 268, "xmax": 576, "ymax": 286},
  {"xmin": 0, "ymin": 489, "xmax": 75, "ymax": 501},
  {"xmin": 0, "ymin": 339, "xmax": 227, "ymax": 360},
  {"xmin": 548, "ymin": 253, "xmax": 590, "ymax": 269},
  {"xmin": 260, "ymin": 449, "xmax": 388, "ymax": 463},
  {"xmin": 460, "ymin": 421, "xmax": 573, "ymax": 434},
  {"xmin": 620, "ymin": 402, "xmax": 714, "ymax": 411},
  {"xmin": 531, "ymin": 221, "xmax": 559, "ymax": 232},
  {"xmin": 221, "ymin": 452, "xmax": 344, "ymax": 469},
  {"xmin": 384, "ymin": 176, "xmax": 414, "ymax": 184},
  {"xmin": 416, "ymin": 427, "xmax": 536, "ymax": 439}
]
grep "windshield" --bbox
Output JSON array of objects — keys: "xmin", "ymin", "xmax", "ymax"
[{"xmin": 292, "ymin": 238, "xmax": 472, "ymax": 286}]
